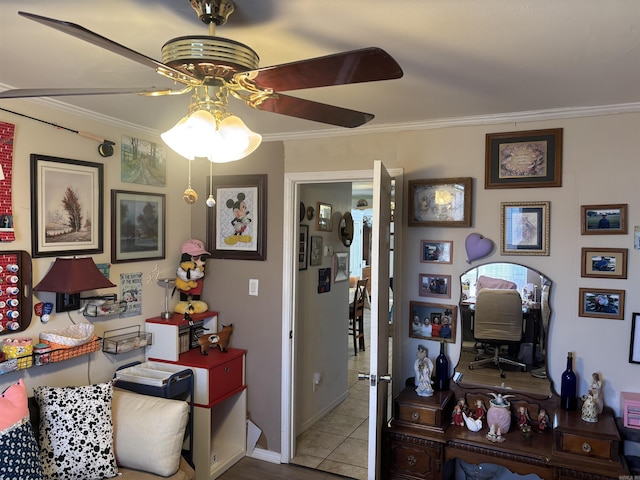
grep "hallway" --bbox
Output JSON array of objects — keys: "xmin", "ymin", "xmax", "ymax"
[
  {"xmin": 291, "ymin": 305, "xmax": 393, "ymax": 480},
  {"xmin": 291, "ymin": 332, "xmax": 371, "ymax": 479}
]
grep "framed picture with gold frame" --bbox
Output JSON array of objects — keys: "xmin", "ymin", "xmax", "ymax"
[
  {"xmin": 578, "ymin": 287, "xmax": 625, "ymax": 320},
  {"xmin": 316, "ymin": 202, "xmax": 333, "ymax": 231},
  {"xmin": 408, "ymin": 177, "xmax": 472, "ymax": 227},
  {"xmin": 500, "ymin": 201, "xmax": 550, "ymax": 256}
]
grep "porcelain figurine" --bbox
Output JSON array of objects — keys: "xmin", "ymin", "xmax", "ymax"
[
  {"xmin": 462, "ymin": 411, "xmax": 483, "ymax": 432},
  {"xmin": 452, "ymin": 405, "xmax": 465, "ymax": 426},
  {"xmin": 536, "ymin": 409, "xmax": 550, "ymax": 432},
  {"xmin": 486, "ymin": 393, "xmax": 514, "ymax": 433},
  {"xmin": 414, "ymin": 344, "xmax": 434, "ymax": 397},
  {"xmin": 581, "ymin": 391, "xmax": 598, "ymax": 423},
  {"xmin": 517, "ymin": 406, "xmax": 531, "ymax": 429}
]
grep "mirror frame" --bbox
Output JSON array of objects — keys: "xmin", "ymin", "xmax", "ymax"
[
  {"xmin": 340, "ymin": 211, "xmax": 354, "ymax": 247},
  {"xmin": 455, "ymin": 261, "xmax": 553, "ymax": 399}
]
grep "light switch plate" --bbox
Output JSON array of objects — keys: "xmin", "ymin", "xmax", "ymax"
[{"xmin": 249, "ymin": 279, "xmax": 259, "ymax": 296}]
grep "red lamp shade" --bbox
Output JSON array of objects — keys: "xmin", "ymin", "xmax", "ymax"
[{"xmin": 34, "ymin": 257, "xmax": 115, "ymax": 294}]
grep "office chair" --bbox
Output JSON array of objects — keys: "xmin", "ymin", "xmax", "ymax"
[
  {"xmin": 349, "ymin": 278, "xmax": 368, "ymax": 355},
  {"xmin": 468, "ymin": 288, "xmax": 526, "ymax": 378}
]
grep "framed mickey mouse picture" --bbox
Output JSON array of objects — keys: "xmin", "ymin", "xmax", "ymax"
[{"xmin": 206, "ymin": 174, "xmax": 267, "ymax": 261}]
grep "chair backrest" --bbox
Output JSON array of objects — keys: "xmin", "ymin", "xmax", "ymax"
[
  {"xmin": 473, "ymin": 289, "xmax": 523, "ymax": 342},
  {"xmin": 354, "ymin": 279, "xmax": 368, "ymax": 308}
]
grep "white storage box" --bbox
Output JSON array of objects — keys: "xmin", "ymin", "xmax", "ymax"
[{"xmin": 115, "ymin": 362, "xmax": 177, "ymax": 387}]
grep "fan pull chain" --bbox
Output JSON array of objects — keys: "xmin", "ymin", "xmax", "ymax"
[
  {"xmin": 183, "ymin": 160, "xmax": 198, "ymax": 204},
  {"xmin": 206, "ymin": 162, "xmax": 216, "ymax": 207}
]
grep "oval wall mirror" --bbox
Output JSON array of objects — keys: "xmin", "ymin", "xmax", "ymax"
[
  {"xmin": 455, "ymin": 261, "xmax": 553, "ymax": 398},
  {"xmin": 340, "ymin": 211, "xmax": 354, "ymax": 247}
]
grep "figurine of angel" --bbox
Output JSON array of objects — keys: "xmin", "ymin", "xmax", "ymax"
[
  {"xmin": 517, "ymin": 406, "xmax": 531, "ymax": 429},
  {"xmin": 451, "ymin": 405, "xmax": 465, "ymax": 426},
  {"xmin": 473, "ymin": 399, "xmax": 486, "ymax": 420},
  {"xmin": 414, "ymin": 344, "xmax": 434, "ymax": 397},
  {"xmin": 536, "ymin": 408, "xmax": 550, "ymax": 432}
]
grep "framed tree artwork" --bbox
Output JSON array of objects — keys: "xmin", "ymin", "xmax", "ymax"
[{"xmin": 30, "ymin": 154, "xmax": 104, "ymax": 257}]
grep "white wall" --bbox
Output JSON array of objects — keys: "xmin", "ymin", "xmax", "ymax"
[
  {"xmin": 0, "ymin": 99, "xmax": 191, "ymax": 394},
  {"xmin": 285, "ymin": 112, "xmax": 640, "ymax": 417}
]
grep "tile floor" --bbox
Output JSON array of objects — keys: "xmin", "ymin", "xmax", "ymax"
[{"xmin": 291, "ymin": 309, "xmax": 383, "ymax": 480}]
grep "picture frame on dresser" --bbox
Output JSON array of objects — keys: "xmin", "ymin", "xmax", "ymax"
[{"xmin": 30, "ymin": 154, "xmax": 104, "ymax": 257}]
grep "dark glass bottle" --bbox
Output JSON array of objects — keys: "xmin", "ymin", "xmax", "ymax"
[
  {"xmin": 560, "ymin": 352, "xmax": 577, "ymax": 410},
  {"xmin": 434, "ymin": 341, "xmax": 450, "ymax": 391}
]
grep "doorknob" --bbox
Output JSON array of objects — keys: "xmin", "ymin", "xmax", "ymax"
[{"xmin": 358, "ymin": 373, "xmax": 392, "ymax": 386}]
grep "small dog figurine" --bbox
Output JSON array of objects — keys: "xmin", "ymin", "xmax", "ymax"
[{"xmin": 197, "ymin": 324, "xmax": 234, "ymax": 354}]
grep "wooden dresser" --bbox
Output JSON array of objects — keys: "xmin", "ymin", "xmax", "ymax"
[{"xmin": 383, "ymin": 384, "xmax": 629, "ymax": 480}]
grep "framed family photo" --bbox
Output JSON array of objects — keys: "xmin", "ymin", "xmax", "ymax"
[
  {"xmin": 580, "ymin": 247, "xmax": 627, "ymax": 279},
  {"xmin": 578, "ymin": 287, "xmax": 625, "ymax": 320},
  {"xmin": 408, "ymin": 177, "xmax": 472, "ymax": 227},
  {"xmin": 206, "ymin": 174, "xmax": 267, "ymax": 261},
  {"xmin": 500, "ymin": 201, "xmax": 550, "ymax": 256},
  {"xmin": 581, "ymin": 204, "xmax": 628, "ymax": 235},
  {"xmin": 485, "ymin": 128, "xmax": 563, "ymax": 189},
  {"xmin": 409, "ymin": 301, "xmax": 457, "ymax": 343},
  {"xmin": 419, "ymin": 274, "xmax": 452, "ymax": 299},
  {"xmin": 111, "ymin": 190, "xmax": 165, "ymax": 263},
  {"xmin": 420, "ymin": 240, "xmax": 453, "ymax": 264},
  {"xmin": 30, "ymin": 154, "xmax": 104, "ymax": 257}
]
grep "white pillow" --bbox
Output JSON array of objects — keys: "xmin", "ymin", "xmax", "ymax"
[{"xmin": 112, "ymin": 389, "xmax": 189, "ymax": 477}]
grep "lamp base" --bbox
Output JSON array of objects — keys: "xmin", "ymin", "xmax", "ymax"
[{"xmin": 160, "ymin": 311, "xmax": 173, "ymax": 320}]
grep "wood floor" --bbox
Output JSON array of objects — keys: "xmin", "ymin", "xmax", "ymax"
[{"xmin": 218, "ymin": 457, "xmax": 351, "ymax": 479}]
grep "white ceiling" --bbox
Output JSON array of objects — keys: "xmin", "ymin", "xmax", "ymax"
[{"xmin": 1, "ymin": 1, "xmax": 639, "ymax": 140}]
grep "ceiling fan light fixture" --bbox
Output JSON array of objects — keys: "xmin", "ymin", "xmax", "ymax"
[{"xmin": 162, "ymin": 108, "xmax": 261, "ymax": 163}]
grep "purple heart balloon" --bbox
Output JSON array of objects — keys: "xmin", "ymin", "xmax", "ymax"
[{"xmin": 465, "ymin": 233, "xmax": 493, "ymax": 263}]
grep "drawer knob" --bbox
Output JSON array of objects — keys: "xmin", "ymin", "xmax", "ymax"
[
  {"xmin": 407, "ymin": 454, "xmax": 417, "ymax": 466},
  {"xmin": 225, "ymin": 366, "xmax": 230, "ymax": 373},
  {"xmin": 411, "ymin": 411, "xmax": 419, "ymax": 421},
  {"xmin": 582, "ymin": 442, "xmax": 592, "ymax": 453}
]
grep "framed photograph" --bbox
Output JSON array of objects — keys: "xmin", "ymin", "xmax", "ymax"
[
  {"xmin": 30, "ymin": 154, "xmax": 104, "ymax": 258},
  {"xmin": 408, "ymin": 177, "xmax": 472, "ymax": 227},
  {"xmin": 485, "ymin": 128, "xmax": 563, "ymax": 189},
  {"xmin": 420, "ymin": 240, "xmax": 453, "ymax": 264},
  {"xmin": 310, "ymin": 236, "xmax": 323, "ymax": 266},
  {"xmin": 581, "ymin": 204, "xmax": 628, "ymax": 235},
  {"xmin": 316, "ymin": 202, "xmax": 333, "ymax": 231},
  {"xmin": 409, "ymin": 301, "xmax": 457, "ymax": 343},
  {"xmin": 206, "ymin": 174, "xmax": 267, "ymax": 261},
  {"xmin": 419, "ymin": 274, "xmax": 452, "ymax": 299},
  {"xmin": 333, "ymin": 252, "xmax": 349, "ymax": 282},
  {"xmin": 500, "ymin": 201, "xmax": 550, "ymax": 256},
  {"xmin": 580, "ymin": 247, "xmax": 628, "ymax": 279},
  {"xmin": 111, "ymin": 190, "xmax": 165, "ymax": 263},
  {"xmin": 578, "ymin": 287, "xmax": 625, "ymax": 320},
  {"xmin": 298, "ymin": 225, "xmax": 309, "ymax": 271},
  {"xmin": 630, "ymin": 313, "xmax": 640, "ymax": 364}
]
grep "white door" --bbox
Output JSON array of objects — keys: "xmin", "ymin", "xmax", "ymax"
[{"xmin": 365, "ymin": 160, "xmax": 392, "ymax": 479}]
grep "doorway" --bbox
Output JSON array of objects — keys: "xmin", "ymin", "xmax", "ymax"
[{"xmin": 280, "ymin": 168, "xmax": 403, "ymax": 478}]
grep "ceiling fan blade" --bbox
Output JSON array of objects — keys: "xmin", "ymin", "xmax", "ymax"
[
  {"xmin": 254, "ymin": 94, "xmax": 374, "ymax": 128},
  {"xmin": 0, "ymin": 87, "xmax": 179, "ymax": 99},
  {"xmin": 237, "ymin": 47, "xmax": 403, "ymax": 92},
  {"xmin": 18, "ymin": 11, "xmax": 197, "ymax": 84}
]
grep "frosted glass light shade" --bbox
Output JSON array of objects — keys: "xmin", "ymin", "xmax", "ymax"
[{"xmin": 161, "ymin": 110, "xmax": 262, "ymax": 163}]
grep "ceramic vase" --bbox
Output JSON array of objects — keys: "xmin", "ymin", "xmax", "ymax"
[{"xmin": 487, "ymin": 401, "xmax": 511, "ymax": 433}]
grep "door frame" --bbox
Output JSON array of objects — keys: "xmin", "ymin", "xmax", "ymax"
[{"xmin": 280, "ymin": 168, "xmax": 404, "ymax": 463}]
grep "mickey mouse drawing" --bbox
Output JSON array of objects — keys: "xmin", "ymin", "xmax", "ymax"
[{"xmin": 224, "ymin": 193, "xmax": 252, "ymax": 246}]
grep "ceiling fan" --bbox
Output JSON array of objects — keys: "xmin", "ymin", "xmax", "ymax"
[{"xmin": 0, "ymin": 0, "xmax": 404, "ymax": 129}]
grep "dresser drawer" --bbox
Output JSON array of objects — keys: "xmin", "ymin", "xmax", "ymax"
[
  {"xmin": 398, "ymin": 403, "xmax": 439, "ymax": 427},
  {"xmin": 393, "ymin": 388, "xmax": 454, "ymax": 432},
  {"xmin": 557, "ymin": 432, "xmax": 613, "ymax": 460},
  {"xmin": 383, "ymin": 429, "xmax": 442, "ymax": 480},
  {"xmin": 209, "ymin": 354, "xmax": 243, "ymax": 403}
]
